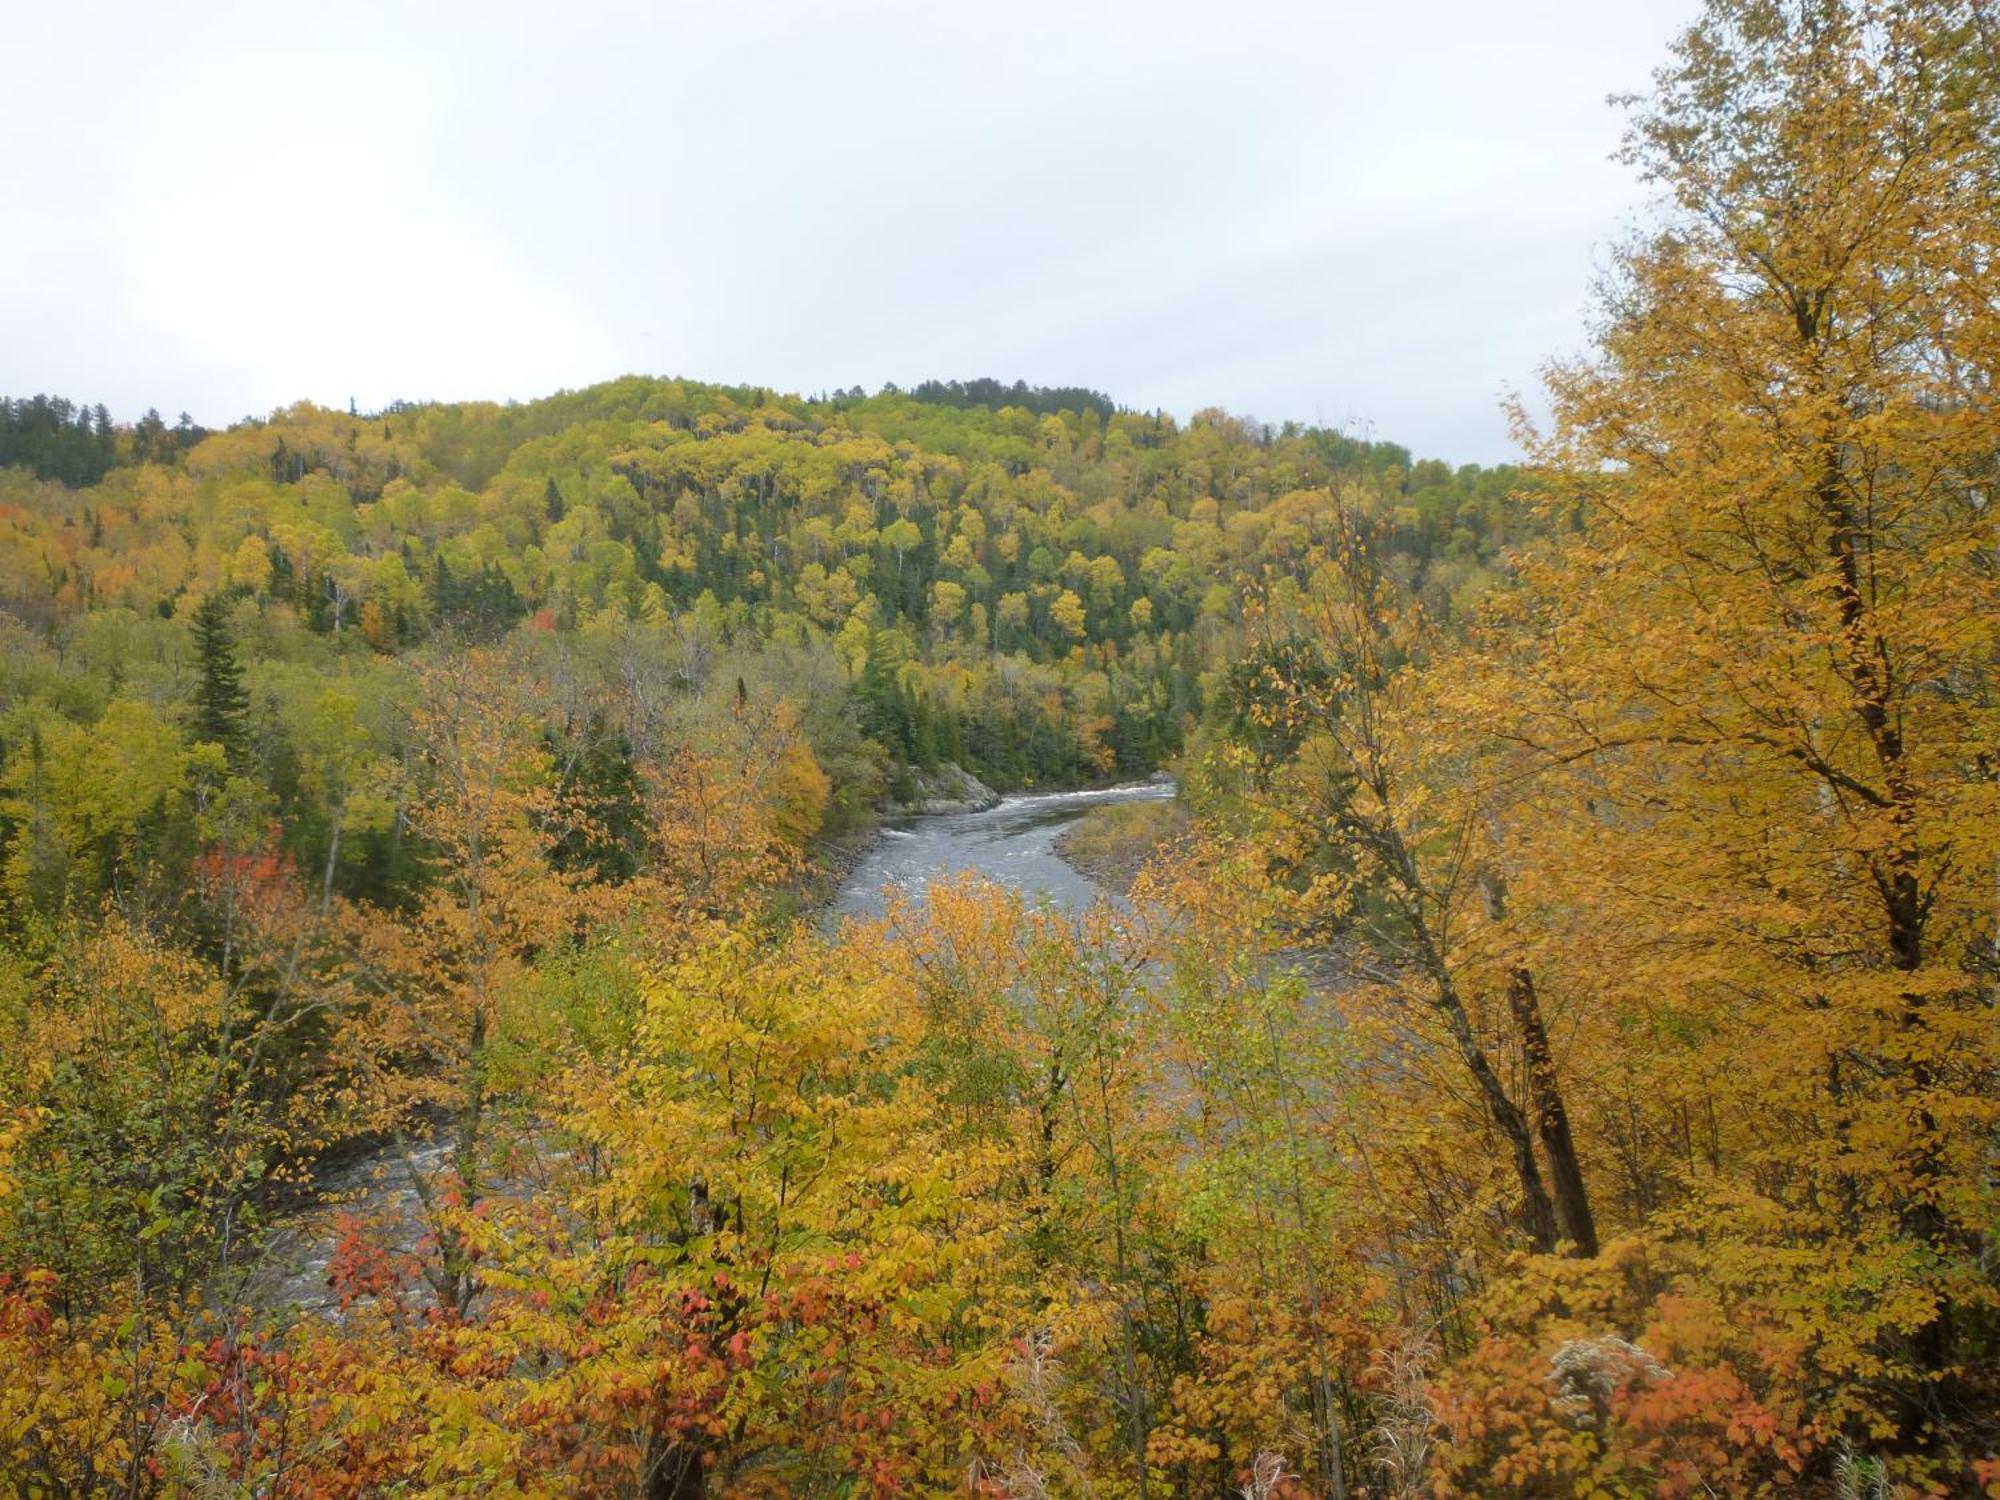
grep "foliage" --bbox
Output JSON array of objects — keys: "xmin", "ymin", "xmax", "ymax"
[{"xmin": 2, "ymin": 1, "xmax": 1997, "ymax": 1493}]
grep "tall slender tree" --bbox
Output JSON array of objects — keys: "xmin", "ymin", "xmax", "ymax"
[{"xmin": 190, "ymin": 594, "xmax": 251, "ymax": 770}]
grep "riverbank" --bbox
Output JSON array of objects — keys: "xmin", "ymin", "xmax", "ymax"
[
  {"xmin": 1050, "ymin": 793, "xmax": 1190, "ymax": 897},
  {"xmin": 796, "ymin": 823, "xmax": 888, "ymax": 912}
]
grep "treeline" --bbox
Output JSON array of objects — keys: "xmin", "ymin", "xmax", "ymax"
[
  {"xmin": 902, "ymin": 377, "xmax": 1118, "ymax": 421},
  {"xmin": 0, "ymin": 396, "xmax": 208, "ymax": 484},
  {"xmin": 0, "ymin": 396, "xmax": 114, "ymax": 485}
]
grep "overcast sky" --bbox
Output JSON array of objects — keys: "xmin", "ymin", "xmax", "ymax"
[{"xmin": 3, "ymin": 0, "xmax": 1698, "ymax": 464}]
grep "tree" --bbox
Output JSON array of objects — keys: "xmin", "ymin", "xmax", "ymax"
[
  {"xmin": 1226, "ymin": 508, "xmax": 1594, "ymax": 1259},
  {"xmin": 356, "ymin": 649, "xmax": 587, "ymax": 1314},
  {"xmin": 1435, "ymin": 0, "xmax": 1998, "ymax": 1473},
  {"xmin": 1049, "ymin": 589, "xmax": 1087, "ymax": 642},
  {"xmin": 190, "ymin": 594, "xmax": 252, "ymax": 769},
  {"xmin": 880, "ymin": 516, "xmax": 923, "ymax": 576},
  {"xmin": 521, "ymin": 923, "xmax": 1012, "ymax": 1495},
  {"xmin": 929, "ymin": 578, "xmax": 966, "ymax": 634}
]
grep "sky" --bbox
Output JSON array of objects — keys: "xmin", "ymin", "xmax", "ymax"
[{"xmin": 2, "ymin": 0, "xmax": 1700, "ymax": 465}]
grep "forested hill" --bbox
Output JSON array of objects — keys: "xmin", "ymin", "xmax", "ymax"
[{"xmin": 0, "ymin": 375, "xmax": 1523, "ymax": 840}]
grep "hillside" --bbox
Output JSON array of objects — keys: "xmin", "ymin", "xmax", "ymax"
[{"xmin": 0, "ymin": 378, "xmax": 1524, "ymax": 872}]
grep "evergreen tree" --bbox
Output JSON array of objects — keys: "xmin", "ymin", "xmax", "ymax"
[
  {"xmin": 134, "ymin": 407, "xmax": 166, "ymax": 463},
  {"xmin": 548, "ymin": 712, "xmax": 647, "ymax": 883},
  {"xmin": 191, "ymin": 594, "xmax": 251, "ymax": 768}
]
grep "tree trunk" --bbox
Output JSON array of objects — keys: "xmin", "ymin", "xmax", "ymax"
[
  {"xmin": 1506, "ymin": 968, "xmax": 1597, "ymax": 1257},
  {"xmin": 643, "ymin": 1437, "xmax": 705, "ymax": 1500},
  {"xmin": 1403, "ymin": 872, "xmax": 1560, "ymax": 1255},
  {"xmin": 1816, "ymin": 441, "xmax": 1952, "ymax": 1359},
  {"xmin": 1429, "ymin": 971, "xmax": 1559, "ymax": 1255},
  {"xmin": 438, "ymin": 1002, "xmax": 487, "ymax": 1317}
]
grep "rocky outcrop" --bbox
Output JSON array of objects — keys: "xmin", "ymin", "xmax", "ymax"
[{"xmin": 893, "ymin": 762, "xmax": 1001, "ymax": 815}]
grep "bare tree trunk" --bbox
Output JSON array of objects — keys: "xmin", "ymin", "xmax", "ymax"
[
  {"xmin": 1405, "ymin": 907, "xmax": 1560, "ymax": 1256},
  {"xmin": 1506, "ymin": 968, "xmax": 1597, "ymax": 1257},
  {"xmin": 1437, "ymin": 985, "xmax": 1560, "ymax": 1256}
]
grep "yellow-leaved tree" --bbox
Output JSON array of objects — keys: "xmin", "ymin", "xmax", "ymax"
[{"xmin": 1426, "ymin": 0, "xmax": 1999, "ymax": 1484}]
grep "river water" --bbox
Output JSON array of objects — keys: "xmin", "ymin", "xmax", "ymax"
[{"xmin": 827, "ymin": 778, "xmax": 1176, "ymax": 923}]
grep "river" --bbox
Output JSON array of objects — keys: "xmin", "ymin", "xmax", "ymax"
[{"xmin": 827, "ymin": 778, "xmax": 1176, "ymax": 923}]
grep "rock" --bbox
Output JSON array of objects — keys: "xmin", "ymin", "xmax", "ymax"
[{"xmin": 894, "ymin": 762, "xmax": 1001, "ymax": 815}]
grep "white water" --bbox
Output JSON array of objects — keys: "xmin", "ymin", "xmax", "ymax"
[{"xmin": 828, "ymin": 778, "xmax": 1174, "ymax": 923}]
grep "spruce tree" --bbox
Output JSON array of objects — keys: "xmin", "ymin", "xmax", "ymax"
[{"xmin": 191, "ymin": 594, "xmax": 251, "ymax": 769}]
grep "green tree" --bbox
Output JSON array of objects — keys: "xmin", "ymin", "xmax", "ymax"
[{"xmin": 190, "ymin": 595, "xmax": 251, "ymax": 770}]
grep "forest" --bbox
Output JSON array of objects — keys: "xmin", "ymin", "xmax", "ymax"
[{"xmin": 0, "ymin": 0, "xmax": 1995, "ymax": 1495}]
